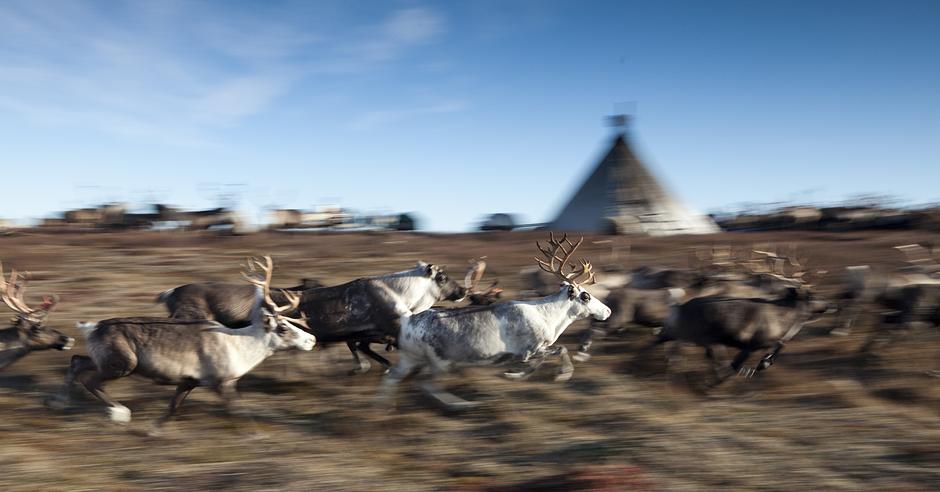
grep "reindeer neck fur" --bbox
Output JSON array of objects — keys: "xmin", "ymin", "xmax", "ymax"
[
  {"xmin": 0, "ymin": 326, "xmax": 29, "ymax": 369},
  {"xmin": 210, "ymin": 288, "xmax": 283, "ymax": 373},
  {"xmin": 0, "ymin": 325, "xmax": 27, "ymax": 352},
  {"xmin": 373, "ymin": 267, "xmax": 438, "ymax": 312},
  {"xmin": 513, "ymin": 289, "xmax": 582, "ymax": 345},
  {"xmin": 211, "ymin": 322, "xmax": 281, "ymax": 364}
]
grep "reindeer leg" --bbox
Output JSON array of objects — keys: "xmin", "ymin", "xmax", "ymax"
[
  {"xmin": 376, "ymin": 355, "xmax": 421, "ymax": 411},
  {"xmin": 831, "ymin": 301, "xmax": 860, "ymax": 336},
  {"xmin": 357, "ymin": 341, "xmax": 391, "ymax": 374},
  {"xmin": 346, "ymin": 340, "xmax": 372, "ymax": 375},
  {"xmin": 46, "ymin": 355, "xmax": 95, "ymax": 409},
  {"xmin": 858, "ymin": 311, "xmax": 909, "ymax": 357},
  {"xmin": 215, "ymin": 380, "xmax": 244, "ymax": 416},
  {"xmin": 731, "ymin": 349, "xmax": 754, "ymax": 379},
  {"xmin": 503, "ymin": 353, "xmax": 546, "ymax": 381},
  {"xmin": 704, "ymin": 346, "xmax": 730, "ymax": 381},
  {"xmin": 574, "ymin": 324, "xmax": 605, "ymax": 362},
  {"xmin": 154, "ymin": 379, "xmax": 198, "ymax": 429},
  {"xmin": 417, "ymin": 370, "xmax": 479, "ymax": 411},
  {"xmin": 77, "ymin": 369, "xmax": 131, "ymax": 423},
  {"xmin": 552, "ymin": 346, "xmax": 575, "ymax": 381},
  {"xmin": 754, "ymin": 341, "xmax": 786, "ymax": 374},
  {"xmin": 215, "ymin": 379, "xmax": 264, "ymax": 437}
]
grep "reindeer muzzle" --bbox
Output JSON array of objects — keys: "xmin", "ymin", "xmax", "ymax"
[{"xmin": 57, "ymin": 337, "xmax": 75, "ymax": 351}]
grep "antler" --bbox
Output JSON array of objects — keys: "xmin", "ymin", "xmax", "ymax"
[
  {"xmin": 752, "ymin": 247, "xmax": 821, "ymax": 283},
  {"xmin": 242, "ymin": 256, "xmax": 301, "ymax": 315},
  {"xmin": 274, "ymin": 298, "xmax": 310, "ymax": 329},
  {"xmin": 895, "ymin": 244, "xmax": 936, "ymax": 268},
  {"xmin": 534, "ymin": 233, "xmax": 597, "ymax": 286},
  {"xmin": 464, "ymin": 257, "xmax": 504, "ymax": 304},
  {"xmin": 465, "ymin": 257, "xmax": 488, "ymax": 292},
  {"xmin": 0, "ymin": 262, "xmax": 51, "ymax": 317}
]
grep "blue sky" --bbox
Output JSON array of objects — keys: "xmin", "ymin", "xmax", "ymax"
[{"xmin": 1, "ymin": 0, "xmax": 938, "ymax": 230}]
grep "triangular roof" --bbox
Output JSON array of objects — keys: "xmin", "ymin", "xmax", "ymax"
[{"xmin": 549, "ymin": 131, "xmax": 719, "ymax": 235}]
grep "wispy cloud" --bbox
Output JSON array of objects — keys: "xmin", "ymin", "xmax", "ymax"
[
  {"xmin": 0, "ymin": 2, "xmax": 451, "ymax": 146},
  {"xmin": 353, "ymin": 7, "xmax": 446, "ymax": 62},
  {"xmin": 348, "ymin": 100, "xmax": 467, "ymax": 131}
]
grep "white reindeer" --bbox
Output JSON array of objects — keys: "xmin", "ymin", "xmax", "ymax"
[{"xmin": 380, "ymin": 233, "xmax": 611, "ymax": 410}]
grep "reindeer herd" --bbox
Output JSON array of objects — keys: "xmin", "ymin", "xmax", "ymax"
[{"xmin": 1, "ymin": 234, "xmax": 938, "ymax": 430}]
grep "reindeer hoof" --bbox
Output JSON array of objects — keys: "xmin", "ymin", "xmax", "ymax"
[
  {"xmin": 107, "ymin": 405, "xmax": 132, "ymax": 423},
  {"xmin": 444, "ymin": 400, "xmax": 482, "ymax": 412},
  {"xmin": 43, "ymin": 395, "xmax": 69, "ymax": 410},
  {"xmin": 348, "ymin": 365, "xmax": 372, "ymax": 376},
  {"xmin": 554, "ymin": 371, "xmax": 573, "ymax": 382},
  {"xmin": 145, "ymin": 425, "xmax": 166, "ymax": 438},
  {"xmin": 927, "ymin": 370, "xmax": 940, "ymax": 378},
  {"xmin": 502, "ymin": 371, "xmax": 531, "ymax": 381},
  {"xmin": 572, "ymin": 351, "xmax": 592, "ymax": 363}
]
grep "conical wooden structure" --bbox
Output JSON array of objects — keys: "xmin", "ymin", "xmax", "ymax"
[{"xmin": 549, "ymin": 128, "xmax": 718, "ymax": 235}]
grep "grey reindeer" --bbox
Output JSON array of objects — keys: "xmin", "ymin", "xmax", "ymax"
[
  {"xmin": 55, "ymin": 256, "xmax": 314, "ymax": 428},
  {"xmin": 0, "ymin": 262, "xmax": 73, "ymax": 370}
]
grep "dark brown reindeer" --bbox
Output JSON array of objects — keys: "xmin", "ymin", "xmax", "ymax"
[
  {"xmin": 573, "ymin": 246, "xmax": 779, "ymax": 362},
  {"xmin": 0, "ymin": 263, "xmax": 73, "ymax": 370},
  {"xmin": 54, "ymin": 257, "xmax": 314, "ymax": 427},
  {"xmin": 648, "ymin": 254, "xmax": 830, "ymax": 386}
]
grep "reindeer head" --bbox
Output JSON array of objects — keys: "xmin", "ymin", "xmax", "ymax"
[
  {"xmin": 0, "ymin": 263, "xmax": 73, "ymax": 352},
  {"xmin": 535, "ymin": 233, "xmax": 611, "ymax": 321},
  {"xmin": 417, "ymin": 262, "xmax": 467, "ymax": 302},
  {"xmin": 242, "ymin": 256, "xmax": 315, "ymax": 352}
]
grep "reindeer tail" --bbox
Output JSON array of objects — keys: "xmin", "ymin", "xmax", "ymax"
[
  {"xmin": 74, "ymin": 322, "xmax": 98, "ymax": 337},
  {"xmin": 155, "ymin": 287, "xmax": 176, "ymax": 304}
]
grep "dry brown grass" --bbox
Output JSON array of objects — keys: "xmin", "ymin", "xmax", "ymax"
[{"xmin": 0, "ymin": 230, "xmax": 938, "ymax": 491}]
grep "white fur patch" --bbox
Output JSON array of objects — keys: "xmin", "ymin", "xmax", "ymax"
[
  {"xmin": 107, "ymin": 405, "xmax": 132, "ymax": 423},
  {"xmin": 667, "ymin": 288, "xmax": 686, "ymax": 303},
  {"xmin": 287, "ymin": 323, "xmax": 316, "ymax": 351},
  {"xmin": 75, "ymin": 322, "xmax": 98, "ymax": 337}
]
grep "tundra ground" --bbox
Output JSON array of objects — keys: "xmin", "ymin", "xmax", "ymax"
[{"xmin": 0, "ymin": 230, "xmax": 937, "ymax": 491}]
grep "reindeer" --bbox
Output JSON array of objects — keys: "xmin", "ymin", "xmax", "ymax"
[
  {"xmin": 834, "ymin": 244, "xmax": 940, "ymax": 334},
  {"xmin": 156, "ymin": 277, "xmax": 323, "ymax": 326},
  {"xmin": 0, "ymin": 263, "xmax": 74, "ymax": 370},
  {"xmin": 573, "ymin": 286, "xmax": 680, "ymax": 362},
  {"xmin": 379, "ymin": 233, "xmax": 611, "ymax": 410},
  {"xmin": 648, "ymin": 253, "xmax": 830, "ymax": 386},
  {"xmin": 57, "ymin": 257, "xmax": 314, "ymax": 427},
  {"xmin": 573, "ymin": 247, "xmax": 773, "ymax": 362},
  {"xmin": 463, "ymin": 257, "xmax": 503, "ymax": 306},
  {"xmin": 156, "ymin": 261, "xmax": 466, "ymax": 375},
  {"xmin": 833, "ymin": 245, "xmax": 940, "ymax": 361}
]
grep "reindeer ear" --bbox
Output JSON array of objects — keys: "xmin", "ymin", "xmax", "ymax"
[
  {"xmin": 260, "ymin": 309, "xmax": 276, "ymax": 332},
  {"xmin": 425, "ymin": 264, "xmax": 435, "ymax": 277}
]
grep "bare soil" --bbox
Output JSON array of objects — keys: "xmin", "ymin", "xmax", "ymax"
[{"xmin": 0, "ymin": 230, "xmax": 937, "ymax": 491}]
